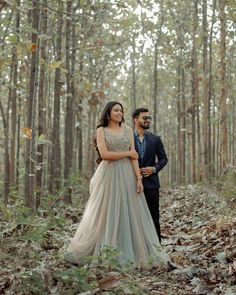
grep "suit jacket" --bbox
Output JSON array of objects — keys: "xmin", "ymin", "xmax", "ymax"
[{"xmin": 134, "ymin": 131, "xmax": 168, "ymax": 189}]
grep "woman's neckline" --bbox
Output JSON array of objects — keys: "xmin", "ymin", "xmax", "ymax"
[{"xmin": 103, "ymin": 126, "xmax": 125, "ymax": 138}]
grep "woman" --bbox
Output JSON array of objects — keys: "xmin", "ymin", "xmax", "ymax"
[{"xmin": 67, "ymin": 101, "xmax": 170, "ymax": 268}]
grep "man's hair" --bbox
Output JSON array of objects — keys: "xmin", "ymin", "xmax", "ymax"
[{"xmin": 132, "ymin": 108, "xmax": 149, "ymax": 119}]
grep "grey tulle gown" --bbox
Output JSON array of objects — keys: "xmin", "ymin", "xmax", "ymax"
[{"xmin": 67, "ymin": 127, "xmax": 170, "ymax": 268}]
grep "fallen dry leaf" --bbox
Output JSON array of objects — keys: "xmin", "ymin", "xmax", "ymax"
[{"xmin": 98, "ymin": 275, "xmax": 120, "ymax": 290}]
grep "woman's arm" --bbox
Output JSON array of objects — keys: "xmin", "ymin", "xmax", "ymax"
[
  {"xmin": 127, "ymin": 127, "xmax": 143, "ymax": 193},
  {"xmin": 97, "ymin": 127, "xmax": 138, "ymax": 161},
  {"xmin": 127, "ymin": 127, "xmax": 142, "ymax": 178}
]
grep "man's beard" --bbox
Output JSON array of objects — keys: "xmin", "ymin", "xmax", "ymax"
[{"xmin": 140, "ymin": 123, "xmax": 150, "ymax": 130}]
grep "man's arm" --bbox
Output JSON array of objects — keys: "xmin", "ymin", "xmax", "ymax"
[
  {"xmin": 141, "ymin": 135, "xmax": 168, "ymax": 177},
  {"xmin": 154, "ymin": 136, "xmax": 168, "ymax": 173}
]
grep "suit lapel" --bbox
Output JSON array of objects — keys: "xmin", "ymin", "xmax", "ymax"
[
  {"xmin": 143, "ymin": 132, "xmax": 152, "ymax": 161},
  {"xmin": 134, "ymin": 132, "xmax": 138, "ymax": 151}
]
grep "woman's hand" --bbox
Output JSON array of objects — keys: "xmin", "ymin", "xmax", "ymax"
[
  {"xmin": 137, "ymin": 178, "xmax": 143, "ymax": 194},
  {"xmin": 129, "ymin": 150, "xmax": 138, "ymax": 160}
]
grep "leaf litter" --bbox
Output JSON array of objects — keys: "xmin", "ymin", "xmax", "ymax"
[{"xmin": 0, "ymin": 183, "xmax": 235, "ymax": 294}]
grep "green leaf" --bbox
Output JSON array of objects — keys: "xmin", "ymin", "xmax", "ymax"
[
  {"xmin": 7, "ymin": 35, "xmax": 18, "ymax": 44},
  {"xmin": 0, "ymin": 202, "xmax": 12, "ymax": 220},
  {"xmin": 50, "ymin": 61, "xmax": 62, "ymax": 69}
]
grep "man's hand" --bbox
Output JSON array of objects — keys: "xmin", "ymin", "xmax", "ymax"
[{"xmin": 141, "ymin": 166, "xmax": 155, "ymax": 177}]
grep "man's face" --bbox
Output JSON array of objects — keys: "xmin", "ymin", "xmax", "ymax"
[{"xmin": 134, "ymin": 112, "xmax": 152, "ymax": 130}]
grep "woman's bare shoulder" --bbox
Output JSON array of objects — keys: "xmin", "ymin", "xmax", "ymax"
[
  {"xmin": 125, "ymin": 125, "xmax": 133, "ymax": 134},
  {"xmin": 97, "ymin": 127, "xmax": 104, "ymax": 134}
]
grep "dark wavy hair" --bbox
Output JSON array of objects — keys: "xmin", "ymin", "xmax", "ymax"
[
  {"xmin": 94, "ymin": 101, "xmax": 125, "ymax": 164},
  {"xmin": 97, "ymin": 101, "xmax": 125, "ymax": 128}
]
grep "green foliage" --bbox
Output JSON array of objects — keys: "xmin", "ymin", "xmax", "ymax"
[
  {"xmin": 93, "ymin": 246, "xmax": 122, "ymax": 271},
  {"xmin": 0, "ymin": 177, "xmax": 145, "ymax": 294},
  {"xmin": 35, "ymin": 133, "xmax": 51, "ymax": 146},
  {"xmin": 56, "ymin": 266, "xmax": 95, "ymax": 294},
  {"xmin": 114, "ymin": 279, "xmax": 144, "ymax": 295},
  {"xmin": 62, "ymin": 174, "xmax": 90, "ymax": 203},
  {"xmin": 0, "ymin": 202, "xmax": 12, "ymax": 220},
  {"xmin": 217, "ymin": 167, "xmax": 236, "ymax": 211},
  {"xmin": 19, "ymin": 271, "xmax": 49, "ymax": 295}
]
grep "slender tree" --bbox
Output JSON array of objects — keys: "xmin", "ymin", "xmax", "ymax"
[
  {"xmin": 152, "ymin": 1, "xmax": 164, "ymax": 134},
  {"xmin": 50, "ymin": 1, "xmax": 63, "ymax": 194},
  {"xmin": 24, "ymin": 0, "xmax": 40, "ymax": 208},
  {"xmin": 131, "ymin": 36, "xmax": 137, "ymax": 110},
  {"xmin": 0, "ymin": 97, "xmax": 10, "ymax": 204},
  {"xmin": 190, "ymin": 0, "xmax": 199, "ymax": 183},
  {"xmin": 9, "ymin": 0, "xmax": 20, "ymax": 187},
  {"xmin": 36, "ymin": 0, "xmax": 48, "ymax": 207},
  {"xmin": 209, "ymin": 0, "xmax": 216, "ymax": 175},
  {"xmin": 219, "ymin": 0, "xmax": 228, "ymax": 170},
  {"xmin": 202, "ymin": 0, "xmax": 211, "ymax": 178},
  {"xmin": 64, "ymin": 0, "xmax": 74, "ymax": 203}
]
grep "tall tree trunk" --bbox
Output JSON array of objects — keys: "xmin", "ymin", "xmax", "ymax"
[
  {"xmin": 76, "ymin": 4, "xmax": 84, "ymax": 172},
  {"xmin": 196, "ymin": 88, "xmax": 202, "ymax": 181},
  {"xmin": 219, "ymin": 0, "xmax": 228, "ymax": 170},
  {"xmin": 176, "ymin": 62, "xmax": 181, "ymax": 185},
  {"xmin": 76, "ymin": 87, "xmax": 84, "ymax": 172},
  {"xmin": 153, "ymin": 42, "xmax": 158, "ymax": 134},
  {"xmin": 77, "ymin": 66, "xmax": 83, "ymax": 172},
  {"xmin": 209, "ymin": 0, "xmax": 216, "ymax": 176},
  {"xmin": 0, "ymin": 98, "xmax": 10, "ymax": 204},
  {"xmin": 86, "ymin": 111, "xmax": 92, "ymax": 170},
  {"xmin": 131, "ymin": 36, "xmax": 136, "ymax": 111},
  {"xmin": 231, "ymin": 39, "xmax": 236, "ymax": 166},
  {"xmin": 24, "ymin": 0, "xmax": 40, "ymax": 208},
  {"xmin": 176, "ymin": 56, "xmax": 186, "ymax": 185},
  {"xmin": 181, "ymin": 66, "xmax": 186, "ymax": 184},
  {"xmin": 77, "ymin": 8, "xmax": 85, "ymax": 172},
  {"xmin": 50, "ymin": 2, "xmax": 63, "ymax": 194},
  {"xmin": 190, "ymin": 0, "xmax": 198, "ymax": 183},
  {"xmin": 64, "ymin": 0, "xmax": 73, "ymax": 203},
  {"xmin": 152, "ymin": 1, "xmax": 164, "ymax": 134},
  {"xmin": 36, "ymin": 0, "xmax": 47, "ymax": 208},
  {"xmin": 167, "ymin": 106, "xmax": 175, "ymax": 185},
  {"xmin": 10, "ymin": 0, "xmax": 20, "ymax": 187},
  {"xmin": 16, "ymin": 72, "xmax": 23, "ymax": 190},
  {"xmin": 233, "ymin": 95, "xmax": 236, "ymax": 166},
  {"xmin": 202, "ymin": 0, "xmax": 211, "ymax": 178},
  {"xmin": 10, "ymin": 51, "xmax": 17, "ymax": 187},
  {"xmin": 71, "ymin": 8, "xmax": 77, "ymax": 175}
]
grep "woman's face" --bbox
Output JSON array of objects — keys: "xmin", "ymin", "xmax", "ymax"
[{"xmin": 109, "ymin": 104, "xmax": 123, "ymax": 123}]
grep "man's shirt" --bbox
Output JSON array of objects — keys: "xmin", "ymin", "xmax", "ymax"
[{"xmin": 134, "ymin": 130, "xmax": 148, "ymax": 160}]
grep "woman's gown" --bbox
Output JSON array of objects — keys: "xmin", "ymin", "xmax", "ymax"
[{"xmin": 67, "ymin": 127, "xmax": 170, "ymax": 267}]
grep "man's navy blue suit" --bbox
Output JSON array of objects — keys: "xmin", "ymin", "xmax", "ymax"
[{"xmin": 134, "ymin": 131, "xmax": 168, "ymax": 243}]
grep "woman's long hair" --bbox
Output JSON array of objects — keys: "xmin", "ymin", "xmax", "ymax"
[{"xmin": 94, "ymin": 101, "xmax": 125, "ymax": 164}]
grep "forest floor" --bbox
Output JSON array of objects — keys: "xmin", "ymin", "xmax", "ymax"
[{"xmin": 0, "ymin": 177, "xmax": 236, "ymax": 295}]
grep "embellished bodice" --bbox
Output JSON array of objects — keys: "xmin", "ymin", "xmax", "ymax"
[{"xmin": 103, "ymin": 127, "xmax": 131, "ymax": 152}]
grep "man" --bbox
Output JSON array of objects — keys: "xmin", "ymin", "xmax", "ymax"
[{"xmin": 133, "ymin": 107, "xmax": 168, "ymax": 243}]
